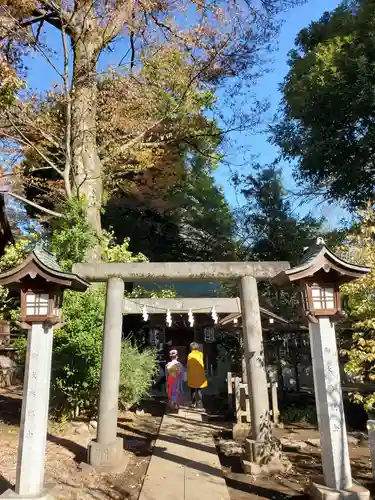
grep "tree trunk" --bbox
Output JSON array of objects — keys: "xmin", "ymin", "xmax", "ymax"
[{"xmin": 71, "ymin": 35, "xmax": 102, "ymax": 260}]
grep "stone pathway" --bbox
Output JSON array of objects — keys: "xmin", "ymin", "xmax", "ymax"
[{"xmin": 139, "ymin": 408, "xmax": 230, "ymax": 500}]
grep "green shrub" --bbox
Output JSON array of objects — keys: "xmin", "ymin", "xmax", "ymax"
[
  {"xmin": 0, "ymin": 236, "xmax": 39, "ymax": 323},
  {"xmin": 50, "ymin": 198, "xmax": 97, "ymax": 272},
  {"xmin": 14, "ymin": 288, "xmax": 159, "ymax": 420},
  {"xmin": 280, "ymin": 404, "xmax": 317, "ymax": 425},
  {"xmin": 119, "ymin": 340, "xmax": 158, "ymax": 411},
  {"xmin": 7, "ymin": 200, "xmax": 168, "ymax": 420},
  {"xmin": 50, "ymin": 287, "xmax": 105, "ymax": 419}
]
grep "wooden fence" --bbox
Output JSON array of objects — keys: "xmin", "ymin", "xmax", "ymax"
[{"xmin": 227, "ymin": 371, "xmax": 280, "ymax": 426}]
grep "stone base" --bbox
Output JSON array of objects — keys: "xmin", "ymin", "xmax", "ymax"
[
  {"xmin": 0, "ymin": 485, "xmax": 55, "ymax": 499},
  {"xmin": 87, "ymin": 437, "xmax": 128, "ymax": 472},
  {"xmin": 244, "ymin": 438, "xmax": 279, "ymax": 464},
  {"xmin": 232, "ymin": 423, "xmax": 251, "ymax": 442},
  {"xmin": 310, "ymin": 481, "xmax": 370, "ymax": 500},
  {"xmin": 241, "ymin": 437, "xmax": 289, "ymax": 475},
  {"xmin": 241, "ymin": 452, "xmax": 292, "ymax": 476},
  {"xmin": 241, "ymin": 454, "xmax": 291, "ymax": 476}
]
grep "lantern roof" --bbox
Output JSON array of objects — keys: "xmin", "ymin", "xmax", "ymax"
[
  {"xmin": 0, "ymin": 244, "xmax": 89, "ymax": 291},
  {"xmin": 273, "ymin": 237, "xmax": 371, "ymax": 287},
  {"xmin": 33, "ymin": 244, "xmax": 62, "ymax": 272}
]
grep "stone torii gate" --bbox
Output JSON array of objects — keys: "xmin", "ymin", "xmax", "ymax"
[{"xmin": 73, "ymin": 260, "xmax": 289, "ymax": 469}]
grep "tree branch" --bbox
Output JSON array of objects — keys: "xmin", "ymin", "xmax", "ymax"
[
  {"xmin": 24, "ymin": 3, "xmax": 75, "ymax": 37},
  {"xmin": 102, "ymin": 115, "xmax": 167, "ymax": 162},
  {"xmin": 6, "ymin": 192, "xmax": 64, "ymax": 218},
  {"xmin": 98, "ymin": 1, "xmax": 135, "ymax": 47},
  {"xmin": 130, "ymin": 30, "xmax": 135, "ymax": 71},
  {"xmin": 3, "ymin": 9, "xmax": 66, "ymax": 79},
  {"xmin": 4, "ymin": 115, "xmax": 64, "ymax": 178}
]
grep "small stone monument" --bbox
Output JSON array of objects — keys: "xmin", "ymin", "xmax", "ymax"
[
  {"xmin": 273, "ymin": 239, "xmax": 371, "ymax": 500},
  {"xmin": 0, "ymin": 245, "xmax": 88, "ymax": 500}
]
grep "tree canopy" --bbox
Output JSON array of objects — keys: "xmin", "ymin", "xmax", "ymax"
[
  {"xmin": 230, "ymin": 164, "xmax": 326, "ymax": 319},
  {"xmin": 103, "ymin": 153, "xmax": 236, "ymax": 262},
  {"xmin": 0, "ymin": 0, "xmax": 304, "ymax": 261},
  {"xmin": 273, "ymin": 0, "xmax": 375, "ymax": 208},
  {"xmin": 235, "ymin": 163, "xmax": 324, "ymax": 265},
  {"xmin": 336, "ymin": 206, "xmax": 375, "ymax": 411},
  {"xmin": 14, "ymin": 48, "xmax": 221, "ymax": 218}
]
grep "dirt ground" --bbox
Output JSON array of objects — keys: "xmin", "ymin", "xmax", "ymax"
[
  {"xmin": 215, "ymin": 423, "xmax": 375, "ymax": 500},
  {"xmin": 0, "ymin": 387, "xmax": 374, "ymax": 500},
  {"xmin": 0, "ymin": 387, "xmax": 163, "ymax": 500}
]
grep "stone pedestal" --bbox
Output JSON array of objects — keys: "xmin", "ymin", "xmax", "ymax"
[
  {"xmin": 242, "ymin": 438, "xmax": 286, "ymax": 475},
  {"xmin": 310, "ymin": 480, "xmax": 370, "ymax": 500},
  {"xmin": 239, "ymin": 276, "xmax": 271, "ymax": 462},
  {"xmin": 0, "ymin": 486, "xmax": 55, "ymax": 500},
  {"xmin": 88, "ymin": 277, "xmax": 126, "ymax": 470},
  {"xmin": 88, "ymin": 437, "xmax": 126, "ymax": 472},
  {"xmin": 309, "ymin": 318, "xmax": 369, "ymax": 498},
  {"xmin": 1, "ymin": 323, "xmax": 54, "ymax": 499}
]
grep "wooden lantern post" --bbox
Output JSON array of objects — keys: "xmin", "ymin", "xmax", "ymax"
[
  {"xmin": 0, "ymin": 246, "xmax": 88, "ymax": 500},
  {"xmin": 273, "ymin": 238, "xmax": 370, "ymax": 500}
]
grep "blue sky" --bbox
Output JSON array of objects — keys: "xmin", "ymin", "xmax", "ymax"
[
  {"xmin": 213, "ymin": 0, "xmax": 348, "ymax": 229},
  {"xmin": 24, "ymin": 0, "xmax": 347, "ymax": 228}
]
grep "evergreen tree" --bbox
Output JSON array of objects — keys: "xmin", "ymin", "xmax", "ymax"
[{"xmin": 236, "ymin": 163, "xmax": 324, "ymax": 265}]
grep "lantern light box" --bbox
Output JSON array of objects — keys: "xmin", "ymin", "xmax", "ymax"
[
  {"xmin": 20, "ymin": 288, "xmax": 63, "ymax": 325},
  {"xmin": 300, "ymin": 280, "xmax": 340, "ymax": 317}
]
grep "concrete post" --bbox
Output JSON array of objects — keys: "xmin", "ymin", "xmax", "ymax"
[
  {"xmin": 367, "ymin": 416, "xmax": 375, "ymax": 480},
  {"xmin": 241, "ymin": 354, "xmax": 248, "ymax": 385},
  {"xmin": 240, "ymin": 276, "xmax": 271, "ymax": 451},
  {"xmin": 240, "ymin": 335, "xmax": 248, "ymax": 384},
  {"xmin": 234, "ymin": 376, "xmax": 241, "ymax": 423},
  {"xmin": 267, "ymin": 366, "xmax": 280, "ymax": 426},
  {"xmin": 88, "ymin": 277, "xmax": 125, "ymax": 470},
  {"xmin": 1, "ymin": 323, "xmax": 54, "ymax": 499},
  {"xmin": 367, "ymin": 415, "xmax": 375, "ymax": 479},
  {"xmin": 227, "ymin": 372, "xmax": 233, "ymax": 410},
  {"xmin": 271, "ymin": 382, "xmax": 280, "ymax": 426},
  {"xmin": 309, "ymin": 317, "xmax": 352, "ymax": 492}
]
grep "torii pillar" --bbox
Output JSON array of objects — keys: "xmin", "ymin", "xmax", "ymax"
[
  {"xmin": 87, "ymin": 276, "xmax": 126, "ymax": 470},
  {"xmin": 240, "ymin": 276, "xmax": 271, "ymax": 462}
]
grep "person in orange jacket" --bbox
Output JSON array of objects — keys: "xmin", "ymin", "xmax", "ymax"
[{"xmin": 187, "ymin": 342, "xmax": 207, "ymax": 409}]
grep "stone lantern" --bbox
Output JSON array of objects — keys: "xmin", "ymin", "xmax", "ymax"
[
  {"xmin": 0, "ymin": 245, "xmax": 88, "ymax": 500},
  {"xmin": 273, "ymin": 238, "xmax": 370, "ymax": 499}
]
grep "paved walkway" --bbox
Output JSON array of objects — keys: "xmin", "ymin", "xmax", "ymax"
[{"xmin": 139, "ymin": 408, "xmax": 230, "ymax": 500}]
